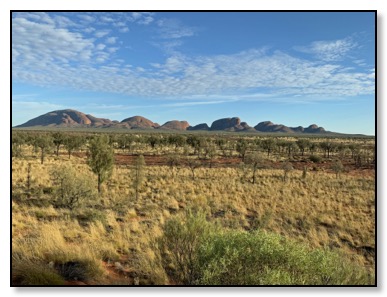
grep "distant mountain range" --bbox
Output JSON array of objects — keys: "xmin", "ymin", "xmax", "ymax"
[{"xmin": 14, "ymin": 109, "xmax": 331, "ymax": 134}]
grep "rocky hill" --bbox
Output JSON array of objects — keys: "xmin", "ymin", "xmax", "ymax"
[
  {"xmin": 118, "ymin": 116, "xmax": 159, "ymax": 129},
  {"xmin": 15, "ymin": 109, "xmax": 113, "ymax": 128},
  {"xmin": 15, "ymin": 109, "xmax": 330, "ymax": 134},
  {"xmin": 159, "ymin": 120, "xmax": 190, "ymax": 130}
]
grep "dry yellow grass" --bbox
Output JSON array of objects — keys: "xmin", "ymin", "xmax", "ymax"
[{"xmin": 12, "ymin": 142, "xmax": 375, "ymax": 284}]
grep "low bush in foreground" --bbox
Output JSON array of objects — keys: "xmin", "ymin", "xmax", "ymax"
[{"xmin": 158, "ymin": 212, "xmax": 374, "ymax": 285}]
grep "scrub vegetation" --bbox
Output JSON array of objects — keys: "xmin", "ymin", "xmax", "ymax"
[{"xmin": 11, "ymin": 130, "xmax": 375, "ymax": 285}]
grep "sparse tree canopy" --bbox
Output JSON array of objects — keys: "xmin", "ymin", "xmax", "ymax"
[
  {"xmin": 245, "ymin": 152, "xmax": 265, "ymax": 184},
  {"xmin": 331, "ymin": 159, "xmax": 344, "ymax": 179},
  {"xmin": 34, "ymin": 134, "xmax": 53, "ymax": 164},
  {"xmin": 51, "ymin": 165, "xmax": 97, "ymax": 210},
  {"xmin": 87, "ymin": 135, "xmax": 114, "ymax": 193}
]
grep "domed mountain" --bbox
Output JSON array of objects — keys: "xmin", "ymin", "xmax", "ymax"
[
  {"xmin": 15, "ymin": 109, "xmax": 113, "ymax": 128},
  {"xmin": 118, "ymin": 116, "xmax": 160, "ymax": 129},
  {"xmin": 159, "ymin": 120, "xmax": 190, "ymax": 130}
]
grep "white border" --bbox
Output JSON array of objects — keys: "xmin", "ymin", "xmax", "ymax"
[{"xmin": 3, "ymin": 1, "xmax": 384, "ymax": 295}]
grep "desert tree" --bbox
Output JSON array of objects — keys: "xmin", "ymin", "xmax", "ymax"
[
  {"xmin": 52, "ymin": 132, "xmax": 66, "ymax": 157},
  {"xmin": 147, "ymin": 135, "xmax": 159, "ymax": 150},
  {"xmin": 236, "ymin": 139, "xmax": 248, "ymax": 161},
  {"xmin": 117, "ymin": 134, "xmax": 134, "ymax": 154},
  {"xmin": 285, "ymin": 141, "xmax": 298, "ymax": 158},
  {"xmin": 133, "ymin": 155, "xmax": 146, "ymax": 200},
  {"xmin": 167, "ymin": 153, "xmax": 181, "ymax": 177},
  {"xmin": 87, "ymin": 135, "xmax": 114, "ymax": 193},
  {"xmin": 12, "ymin": 131, "xmax": 26, "ymax": 157},
  {"xmin": 282, "ymin": 162, "xmax": 293, "ymax": 182},
  {"xmin": 244, "ymin": 152, "xmax": 265, "ymax": 184},
  {"xmin": 320, "ymin": 142, "xmax": 336, "ymax": 158},
  {"xmin": 34, "ymin": 134, "xmax": 53, "ymax": 164},
  {"xmin": 331, "ymin": 159, "xmax": 344, "ymax": 179},
  {"xmin": 261, "ymin": 138, "xmax": 276, "ymax": 157},
  {"xmin": 186, "ymin": 158, "xmax": 201, "ymax": 181},
  {"xmin": 63, "ymin": 134, "xmax": 84, "ymax": 159},
  {"xmin": 186, "ymin": 135, "xmax": 202, "ymax": 157},
  {"xmin": 51, "ymin": 165, "xmax": 96, "ymax": 210},
  {"xmin": 348, "ymin": 144, "xmax": 360, "ymax": 160},
  {"xmin": 168, "ymin": 135, "xmax": 186, "ymax": 151},
  {"xmin": 296, "ymin": 139, "xmax": 310, "ymax": 156}
]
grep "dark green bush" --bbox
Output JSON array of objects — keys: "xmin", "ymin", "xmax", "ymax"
[{"xmin": 309, "ymin": 155, "xmax": 322, "ymax": 163}]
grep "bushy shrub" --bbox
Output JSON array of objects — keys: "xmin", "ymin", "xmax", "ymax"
[
  {"xmin": 157, "ymin": 210, "xmax": 215, "ymax": 285},
  {"xmin": 157, "ymin": 213, "xmax": 373, "ymax": 285},
  {"xmin": 196, "ymin": 230, "xmax": 372, "ymax": 285},
  {"xmin": 50, "ymin": 165, "xmax": 97, "ymax": 210},
  {"xmin": 309, "ymin": 155, "xmax": 322, "ymax": 163}
]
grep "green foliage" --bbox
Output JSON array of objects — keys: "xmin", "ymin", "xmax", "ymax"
[
  {"xmin": 157, "ymin": 210, "xmax": 215, "ymax": 285},
  {"xmin": 87, "ymin": 135, "xmax": 114, "ymax": 193},
  {"xmin": 309, "ymin": 155, "xmax": 322, "ymax": 163},
  {"xmin": 34, "ymin": 134, "xmax": 53, "ymax": 164},
  {"xmin": 244, "ymin": 152, "xmax": 265, "ymax": 184},
  {"xmin": 157, "ymin": 212, "xmax": 372, "ymax": 285},
  {"xmin": 64, "ymin": 134, "xmax": 84, "ymax": 159},
  {"xmin": 196, "ymin": 230, "xmax": 372, "ymax": 285},
  {"xmin": 50, "ymin": 165, "xmax": 97, "ymax": 210},
  {"xmin": 236, "ymin": 139, "xmax": 248, "ymax": 161}
]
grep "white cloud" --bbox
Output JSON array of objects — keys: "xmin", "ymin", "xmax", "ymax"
[
  {"xmin": 96, "ymin": 43, "xmax": 106, "ymax": 50},
  {"xmin": 157, "ymin": 18, "xmax": 196, "ymax": 39},
  {"xmin": 294, "ymin": 37, "xmax": 357, "ymax": 61},
  {"xmin": 12, "ymin": 16, "xmax": 95, "ymax": 64},
  {"xmin": 94, "ymin": 30, "xmax": 110, "ymax": 38},
  {"xmin": 106, "ymin": 37, "xmax": 117, "ymax": 44},
  {"xmin": 12, "ymin": 15, "xmax": 374, "ymax": 104},
  {"xmin": 119, "ymin": 27, "xmax": 129, "ymax": 33}
]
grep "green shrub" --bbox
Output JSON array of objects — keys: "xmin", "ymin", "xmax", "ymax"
[
  {"xmin": 196, "ymin": 230, "xmax": 373, "ymax": 285},
  {"xmin": 309, "ymin": 155, "xmax": 322, "ymax": 163},
  {"xmin": 157, "ymin": 209, "xmax": 215, "ymax": 285},
  {"xmin": 157, "ymin": 212, "xmax": 373, "ymax": 285}
]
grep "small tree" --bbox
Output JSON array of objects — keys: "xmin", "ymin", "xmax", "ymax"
[
  {"xmin": 51, "ymin": 165, "xmax": 96, "ymax": 210},
  {"xmin": 236, "ymin": 139, "xmax": 248, "ymax": 161},
  {"xmin": 63, "ymin": 135, "xmax": 84, "ymax": 159},
  {"xmin": 87, "ymin": 135, "xmax": 114, "ymax": 193},
  {"xmin": 26, "ymin": 163, "xmax": 32, "ymax": 199},
  {"xmin": 133, "ymin": 155, "xmax": 146, "ymax": 201},
  {"xmin": 261, "ymin": 138, "xmax": 276, "ymax": 157},
  {"xmin": 52, "ymin": 132, "xmax": 66, "ymax": 157},
  {"xmin": 331, "ymin": 159, "xmax": 344, "ymax": 179},
  {"xmin": 296, "ymin": 139, "xmax": 310, "ymax": 157},
  {"xmin": 282, "ymin": 162, "xmax": 293, "ymax": 182},
  {"xmin": 167, "ymin": 153, "xmax": 181, "ymax": 177},
  {"xmin": 34, "ymin": 134, "xmax": 53, "ymax": 164},
  {"xmin": 245, "ymin": 152, "xmax": 264, "ymax": 184},
  {"xmin": 186, "ymin": 158, "xmax": 200, "ymax": 180}
]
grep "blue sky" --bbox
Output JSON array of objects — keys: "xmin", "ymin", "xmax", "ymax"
[{"xmin": 12, "ymin": 12, "xmax": 375, "ymax": 134}]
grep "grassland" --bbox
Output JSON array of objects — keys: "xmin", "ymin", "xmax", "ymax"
[{"xmin": 11, "ymin": 131, "xmax": 375, "ymax": 285}]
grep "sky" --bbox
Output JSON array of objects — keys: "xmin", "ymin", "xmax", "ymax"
[{"xmin": 11, "ymin": 11, "xmax": 375, "ymax": 135}]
